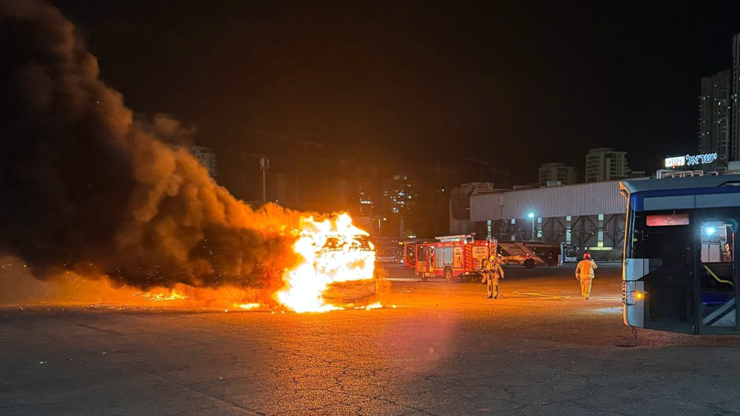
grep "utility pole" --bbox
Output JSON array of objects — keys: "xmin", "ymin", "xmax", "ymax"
[
  {"xmin": 259, "ymin": 157, "xmax": 269, "ymax": 203},
  {"xmin": 528, "ymin": 212, "xmax": 535, "ymax": 240},
  {"xmin": 234, "ymin": 146, "xmax": 270, "ymax": 204},
  {"xmin": 532, "ymin": 219, "xmax": 535, "ymax": 240},
  {"xmin": 252, "ymin": 131, "xmax": 322, "ymax": 206}
]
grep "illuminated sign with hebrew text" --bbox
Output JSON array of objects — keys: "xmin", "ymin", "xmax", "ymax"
[{"xmin": 665, "ymin": 153, "xmax": 718, "ymax": 168}]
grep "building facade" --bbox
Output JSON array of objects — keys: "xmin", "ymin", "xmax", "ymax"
[
  {"xmin": 190, "ymin": 145, "xmax": 218, "ymax": 179},
  {"xmin": 537, "ymin": 163, "xmax": 576, "ymax": 186},
  {"xmin": 449, "ymin": 182, "xmax": 496, "ymax": 235},
  {"xmin": 467, "ymin": 181, "xmax": 627, "ymax": 259},
  {"xmin": 699, "ymin": 70, "xmax": 731, "ymax": 169},
  {"xmin": 585, "ymin": 148, "xmax": 629, "ymax": 183}
]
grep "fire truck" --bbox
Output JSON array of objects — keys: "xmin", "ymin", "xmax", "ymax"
[
  {"xmin": 405, "ymin": 235, "xmax": 496, "ymax": 282},
  {"xmin": 402, "ymin": 238, "xmax": 433, "ymax": 267}
]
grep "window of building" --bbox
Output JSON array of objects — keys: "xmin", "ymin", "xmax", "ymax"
[
  {"xmin": 537, "ymin": 217, "xmax": 542, "ymax": 224},
  {"xmin": 511, "ymin": 219, "xmax": 516, "ymax": 225},
  {"xmin": 566, "ymin": 216, "xmax": 572, "ymax": 222}
]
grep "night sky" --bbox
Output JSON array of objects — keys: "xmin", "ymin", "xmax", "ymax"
[{"xmin": 50, "ymin": 0, "xmax": 740, "ymax": 197}]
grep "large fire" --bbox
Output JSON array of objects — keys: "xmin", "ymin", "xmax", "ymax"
[
  {"xmin": 17, "ymin": 213, "xmax": 378, "ymax": 313},
  {"xmin": 275, "ymin": 213, "xmax": 376, "ymax": 312}
]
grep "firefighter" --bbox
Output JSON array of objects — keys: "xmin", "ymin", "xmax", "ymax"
[
  {"xmin": 482, "ymin": 254, "xmax": 504, "ymax": 299},
  {"xmin": 480, "ymin": 257, "xmax": 490, "ymax": 284},
  {"xmin": 575, "ymin": 253, "xmax": 598, "ymax": 299}
]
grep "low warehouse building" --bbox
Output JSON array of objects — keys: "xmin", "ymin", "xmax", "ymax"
[{"xmin": 468, "ymin": 181, "xmax": 627, "ymax": 260}]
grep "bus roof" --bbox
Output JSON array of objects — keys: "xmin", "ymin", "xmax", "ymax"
[{"xmin": 620, "ymin": 174, "xmax": 740, "ymax": 197}]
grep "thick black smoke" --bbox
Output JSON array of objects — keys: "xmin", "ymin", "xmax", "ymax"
[{"xmin": 0, "ymin": 0, "xmax": 298, "ymax": 291}]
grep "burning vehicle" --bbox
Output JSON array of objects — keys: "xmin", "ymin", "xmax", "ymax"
[
  {"xmin": 276, "ymin": 214, "xmax": 377, "ymax": 312},
  {"xmin": 0, "ymin": 2, "xmax": 381, "ymax": 314},
  {"xmin": 319, "ymin": 234, "xmax": 377, "ymax": 306}
]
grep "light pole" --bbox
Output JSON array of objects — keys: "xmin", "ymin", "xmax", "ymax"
[
  {"xmin": 259, "ymin": 157, "xmax": 269, "ymax": 204},
  {"xmin": 528, "ymin": 212, "xmax": 535, "ymax": 241}
]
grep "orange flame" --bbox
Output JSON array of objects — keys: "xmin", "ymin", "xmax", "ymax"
[
  {"xmin": 134, "ymin": 289, "xmax": 189, "ymax": 301},
  {"xmin": 236, "ymin": 303, "xmax": 261, "ymax": 310},
  {"xmin": 275, "ymin": 213, "xmax": 376, "ymax": 312},
  {"xmin": 363, "ymin": 301, "xmax": 383, "ymax": 310}
]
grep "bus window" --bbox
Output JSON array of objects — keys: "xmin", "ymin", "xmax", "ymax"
[
  {"xmin": 700, "ymin": 222, "xmax": 733, "ymax": 264},
  {"xmin": 530, "ymin": 246, "xmax": 560, "ymax": 266},
  {"xmin": 698, "ymin": 220, "xmax": 736, "ymax": 329}
]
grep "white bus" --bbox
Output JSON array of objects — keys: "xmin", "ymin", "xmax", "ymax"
[{"xmin": 621, "ymin": 175, "xmax": 740, "ymax": 334}]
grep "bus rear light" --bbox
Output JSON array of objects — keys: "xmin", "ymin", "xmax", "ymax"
[{"xmin": 623, "ymin": 281, "xmax": 636, "ymax": 305}]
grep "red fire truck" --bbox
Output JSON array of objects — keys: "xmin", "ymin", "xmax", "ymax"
[
  {"xmin": 405, "ymin": 235, "xmax": 496, "ymax": 282},
  {"xmin": 402, "ymin": 239, "xmax": 432, "ymax": 267}
]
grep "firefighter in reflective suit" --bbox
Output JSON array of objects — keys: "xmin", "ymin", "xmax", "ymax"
[
  {"xmin": 575, "ymin": 253, "xmax": 598, "ymax": 299},
  {"xmin": 482, "ymin": 255, "xmax": 504, "ymax": 299}
]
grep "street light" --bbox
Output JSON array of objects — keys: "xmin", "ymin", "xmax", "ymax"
[{"xmin": 528, "ymin": 212, "xmax": 535, "ymax": 241}]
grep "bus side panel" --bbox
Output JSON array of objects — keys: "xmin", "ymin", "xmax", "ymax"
[{"xmin": 623, "ymin": 259, "xmax": 647, "ymax": 327}]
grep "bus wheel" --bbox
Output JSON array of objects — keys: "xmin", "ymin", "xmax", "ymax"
[
  {"xmin": 444, "ymin": 267, "xmax": 453, "ymax": 282},
  {"xmin": 524, "ymin": 259, "xmax": 535, "ymax": 269}
]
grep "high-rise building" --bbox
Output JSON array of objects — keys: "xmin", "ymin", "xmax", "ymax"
[
  {"xmin": 537, "ymin": 163, "xmax": 576, "ymax": 186},
  {"xmin": 189, "ymin": 145, "xmax": 218, "ymax": 179},
  {"xmin": 382, "ymin": 173, "xmax": 415, "ymax": 216},
  {"xmin": 699, "ymin": 70, "xmax": 731, "ymax": 168},
  {"xmin": 585, "ymin": 148, "xmax": 629, "ymax": 183},
  {"xmin": 732, "ymin": 34, "xmax": 740, "ymax": 161}
]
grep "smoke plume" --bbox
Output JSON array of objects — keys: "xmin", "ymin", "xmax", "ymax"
[{"xmin": 0, "ymin": 0, "xmax": 299, "ymax": 293}]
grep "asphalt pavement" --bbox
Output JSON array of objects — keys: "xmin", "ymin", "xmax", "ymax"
[{"xmin": 2, "ymin": 263, "xmax": 740, "ymax": 416}]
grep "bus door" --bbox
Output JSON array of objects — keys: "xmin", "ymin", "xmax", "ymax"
[
  {"xmin": 634, "ymin": 211, "xmax": 695, "ymax": 333},
  {"xmin": 696, "ymin": 217, "xmax": 738, "ymax": 334}
]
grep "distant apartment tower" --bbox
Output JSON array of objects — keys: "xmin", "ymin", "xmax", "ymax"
[
  {"xmin": 699, "ymin": 69, "xmax": 731, "ymax": 168},
  {"xmin": 537, "ymin": 163, "xmax": 576, "ymax": 186},
  {"xmin": 190, "ymin": 145, "xmax": 218, "ymax": 179},
  {"xmin": 585, "ymin": 148, "xmax": 629, "ymax": 183},
  {"xmin": 733, "ymin": 34, "xmax": 740, "ymax": 161},
  {"xmin": 382, "ymin": 173, "xmax": 414, "ymax": 215}
]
